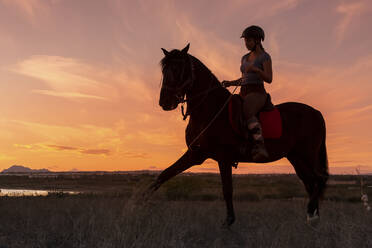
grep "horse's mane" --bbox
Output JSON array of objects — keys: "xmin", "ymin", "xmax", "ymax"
[
  {"xmin": 190, "ymin": 55, "xmax": 221, "ymax": 85},
  {"xmin": 160, "ymin": 50, "xmax": 221, "ymax": 85}
]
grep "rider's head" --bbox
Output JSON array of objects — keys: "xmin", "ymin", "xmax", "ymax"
[{"xmin": 241, "ymin": 25, "xmax": 265, "ymax": 52}]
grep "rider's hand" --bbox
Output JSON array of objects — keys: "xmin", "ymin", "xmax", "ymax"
[{"xmin": 222, "ymin": 80, "xmax": 231, "ymax": 87}]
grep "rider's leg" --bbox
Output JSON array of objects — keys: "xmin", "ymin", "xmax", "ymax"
[{"xmin": 243, "ymin": 92, "xmax": 269, "ymax": 161}]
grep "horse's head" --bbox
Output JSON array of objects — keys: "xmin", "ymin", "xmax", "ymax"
[{"xmin": 159, "ymin": 43, "xmax": 193, "ymax": 111}]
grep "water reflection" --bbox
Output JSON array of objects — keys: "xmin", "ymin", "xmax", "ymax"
[{"xmin": 0, "ymin": 189, "xmax": 79, "ymax": 197}]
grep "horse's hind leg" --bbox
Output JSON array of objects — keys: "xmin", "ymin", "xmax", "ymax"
[{"xmin": 287, "ymin": 153, "xmax": 324, "ymax": 221}]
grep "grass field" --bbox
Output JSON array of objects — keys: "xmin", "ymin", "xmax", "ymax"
[{"xmin": 0, "ymin": 173, "xmax": 371, "ymax": 247}]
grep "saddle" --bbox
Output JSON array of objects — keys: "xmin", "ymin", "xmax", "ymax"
[{"xmin": 228, "ymin": 93, "xmax": 282, "ymax": 139}]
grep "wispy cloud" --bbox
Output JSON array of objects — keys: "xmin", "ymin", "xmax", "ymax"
[
  {"xmin": 0, "ymin": 153, "xmax": 14, "ymax": 161},
  {"xmin": 24, "ymin": 144, "xmax": 112, "ymax": 156},
  {"xmin": 8, "ymin": 119, "xmax": 159, "ymax": 160},
  {"xmin": 7, "ymin": 55, "xmax": 112, "ymax": 101},
  {"xmin": 27, "ymin": 143, "xmax": 147, "ymax": 158},
  {"xmin": 81, "ymin": 149, "xmax": 110, "ymax": 155},
  {"xmin": 0, "ymin": 0, "xmax": 50, "ymax": 23},
  {"xmin": 249, "ymin": 0, "xmax": 301, "ymax": 20},
  {"xmin": 9, "ymin": 120, "xmax": 121, "ymax": 151},
  {"xmin": 174, "ymin": 16, "xmax": 241, "ymax": 80},
  {"xmin": 14, "ymin": 143, "xmax": 44, "ymax": 150},
  {"xmin": 268, "ymin": 31, "xmax": 280, "ymax": 59},
  {"xmin": 335, "ymin": 1, "xmax": 365, "ymax": 45},
  {"xmin": 32, "ymin": 89, "xmax": 109, "ymax": 101},
  {"xmin": 47, "ymin": 145, "xmax": 78, "ymax": 151}
]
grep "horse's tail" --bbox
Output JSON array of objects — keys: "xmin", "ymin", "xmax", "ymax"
[{"xmin": 317, "ymin": 114, "xmax": 329, "ymax": 198}]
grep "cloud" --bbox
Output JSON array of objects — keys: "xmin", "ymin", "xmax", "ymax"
[
  {"xmin": 249, "ymin": 0, "xmax": 301, "ymax": 20},
  {"xmin": 47, "ymin": 145, "xmax": 78, "ymax": 151},
  {"xmin": 80, "ymin": 149, "xmax": 110, "ymax": 155},
  {"xmin": 7, "ymin": 54, "xmax": 160, "ymax": 108},
  {"xmin": 268, "ymin": 31, "xmax": 280, "ymax": 59},
  {"xmin": 115, "ymin": 73, "xmax": 155, "ymax": 103},
  {"xmin": 13, "ymin": 143, "xmax": 44, "ymax": 150},
  {"xmin": 7, "ymin": 55, "xmax": 113, "ymax": 101},
  {"xmin": 22, "ymin": 143, "xmax": 112, "ymax": 156},
  {"xmin": 335, "ymin": 1, "xmax": 365, "ymax": 44},
  {"xmin": 0, "ymin": 153, "xmax": 14, "ymax": 161},
  {"xmin": 9, "ymin": 120, "xmax": 121, "ymax": 151},
  {"xmin": 9, "ymin": 119, "xmax": 157, "ymax": 160},
  {"xmin": 174, "ymin": 16, "xmax": 241, "ymax": 80},
  {"xmin": 46, "ymin": 145, "xmax": 148, "ymax": 158},
  {"xmin": 32, "ymin": 89, "xmax": 109, "ymax": 101},
  {"xmin": 0, "ymin": 0, "xmax": 50, "ymax": 23}
]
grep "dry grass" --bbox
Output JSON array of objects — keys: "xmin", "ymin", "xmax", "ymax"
[
  {"xmin": 0, "ymin": 195, "xmax": 371, "ymax": 248},
  {"xmin": 0, "ymin": 173, "xmax": 371, "ymax": 247}
]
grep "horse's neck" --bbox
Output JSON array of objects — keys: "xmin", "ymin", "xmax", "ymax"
[
  {"xmin": 187, "ymin": 70, "xmax": 230, "ymax": 121},
  {"xmin": 190, "ymin": 72, "xmax": 218, "ymax": 94}
]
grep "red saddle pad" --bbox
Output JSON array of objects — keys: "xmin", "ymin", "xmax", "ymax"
[{"xmin": 259, "ymin": 108, "xmax": 282, "ymax": 139}]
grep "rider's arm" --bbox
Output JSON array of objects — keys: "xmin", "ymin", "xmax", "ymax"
[
  {"xmin": 222, "ymin": 78, "xmax": 242, "ymax": 87},
  {"xmin": 228, "ymin": 78, "xmax": 243, "ymax": 86}
]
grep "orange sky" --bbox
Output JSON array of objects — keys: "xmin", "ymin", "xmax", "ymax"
[{"xmin": 0, "ymin": 0, "xmax": 371, "ymax": 174}]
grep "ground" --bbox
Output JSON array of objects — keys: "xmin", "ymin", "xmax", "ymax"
[{"xmin": 0, "ymin": 173, "xmax": 371, "ymax": 247}]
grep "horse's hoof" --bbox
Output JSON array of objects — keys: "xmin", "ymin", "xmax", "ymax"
[
  {"xmin": 306, "ymin": 210, "xmax": 320, "ymax": 227},
  {"xmin": 221, "ymin": 215, "xmax": 235, "ymax": 228},
  {"xmin": 142, "ymin": 185, "xmax": 156, "ymax": 201}
]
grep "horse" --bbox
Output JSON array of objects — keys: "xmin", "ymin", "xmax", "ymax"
[{"xmin": 146, "ymin": 43, "xmax": 329, "ymax": 227}]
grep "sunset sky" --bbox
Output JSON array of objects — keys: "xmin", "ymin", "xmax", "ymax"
[{"xmin": 0, "ymin": 0, "xmax": 371, "ymax": 174}]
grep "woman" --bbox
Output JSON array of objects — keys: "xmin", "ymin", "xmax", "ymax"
[{"xmin": 222, "ymin": 25, "xmax": 272, "ymax": 161}]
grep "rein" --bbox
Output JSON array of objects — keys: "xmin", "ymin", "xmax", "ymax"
[
  {"xmin": 180, "ymin": 85, "xmax": 221, "ymax": 120},
  {"xmin": 162, "ymin": 54, "xmax": 238, "ymax": 150},
  {"xmin": 186, "ymin": 85, "xmax": 238, "ymax": 150}
]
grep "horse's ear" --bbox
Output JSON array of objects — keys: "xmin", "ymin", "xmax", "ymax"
[
  {"xmin": 161, "ymin": 48, "xmax": 170, "ymax": 56},
  {"xmin": 181, "ymin": 43, "xmax": 190, "ymax": 54}
]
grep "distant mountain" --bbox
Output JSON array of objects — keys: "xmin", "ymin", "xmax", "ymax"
[{"xmin": 1, "ymin": 165, "xmax": 50, "ymax": 173}]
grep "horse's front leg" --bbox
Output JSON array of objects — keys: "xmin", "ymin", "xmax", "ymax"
[
  {"xmin": 218, "ymin": 161, "xmax": 235, "ymax": 227},
  {"xmin": 146, "ymin": 148, "xmax": 207, "ymax": 195}
]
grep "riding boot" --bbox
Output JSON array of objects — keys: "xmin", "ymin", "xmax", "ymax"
[{"xmin": 246, "ymin": 116, "xmax": 269, "ymax": 161}]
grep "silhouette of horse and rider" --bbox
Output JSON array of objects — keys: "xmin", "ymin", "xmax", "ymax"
[{"xmin": 145, "ymin": 25, "xmax": 329, "ymax": 226}]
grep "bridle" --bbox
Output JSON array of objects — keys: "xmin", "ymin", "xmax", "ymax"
[
  {"xmin": 162, "ymin": 55, "xmax": 220, "ymax": 120},
  {"xmin": 161, "ymin": 55, "xmax": 196, "ymax": 106},
  {"xmin": 161, "ymin": 53, "xmax": 238, "ymax": 149}
]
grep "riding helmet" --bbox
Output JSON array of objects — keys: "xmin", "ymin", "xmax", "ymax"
[{"xmin": 241, "ymin": 25, "xmax": 265, "ymax": 41}]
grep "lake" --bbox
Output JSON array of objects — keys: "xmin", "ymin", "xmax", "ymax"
[{"xmin": 0, "ymin": 188, "xmax": 79, "ymax": 197}]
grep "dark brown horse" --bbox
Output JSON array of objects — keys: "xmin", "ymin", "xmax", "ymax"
[{"xmin": 147, "ymin": 44, "xmax": 328, "ymax": 226}]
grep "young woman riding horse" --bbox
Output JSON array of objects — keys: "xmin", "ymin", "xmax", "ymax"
[
  {"xmin": 222, "ymin": 25, "xmax": 272, "ymax": 161},
  {"xmin": 146, "ymin": 27, "xmax": 329, "ymax": 227}
]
